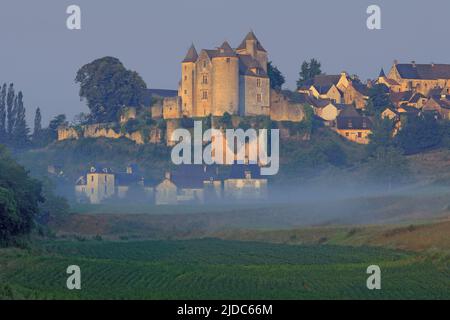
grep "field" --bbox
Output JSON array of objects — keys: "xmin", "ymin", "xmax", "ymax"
[{"xmin": 0, "ymin": 239, "xmax": 449, "ymax": 300}]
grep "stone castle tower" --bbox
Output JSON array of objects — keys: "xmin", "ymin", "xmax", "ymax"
[{"xmin": 167, "ymin": 31, "xmax": 270, "ymax": 118}]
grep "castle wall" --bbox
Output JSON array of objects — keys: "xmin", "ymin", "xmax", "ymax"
[
  {"xmin": 212, "ymin": 56, "xmax": 239, "ymax": 116},
  {"xmin": 240, "ymin": 75, "xmax": 270, "ymax": 116},
  {"xmin": 163, "ymin": 96, "xmax": 182, "ymax": 119},
  {"xmin": 194, "ymin": 55, "xmax": 213, "ymax": 117},
  {"xmin": 269, "ymin": 90, "xmax": 305, "ymax": 122},
  {"xmin": 181, "ymin": 62, "xmax": 196, "ymax": 117}
]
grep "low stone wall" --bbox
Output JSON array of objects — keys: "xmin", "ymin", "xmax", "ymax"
[{"xmin": 58, "ymin": 124, "xmax": 163, "ymax": 145}]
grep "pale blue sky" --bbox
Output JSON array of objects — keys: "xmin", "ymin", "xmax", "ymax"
[{"xmin": 1, "ymin": 0, "xmax": 449, "ymax": 124}]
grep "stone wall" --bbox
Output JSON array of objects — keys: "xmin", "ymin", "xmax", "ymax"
[{"xmin": 269, "ymin": 90, "xmax": 305, "ymax": 122}]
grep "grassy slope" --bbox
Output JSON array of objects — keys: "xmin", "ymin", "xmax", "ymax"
[
  {"xmin": 212, "ymin": 218, "xmax": 450, "ymax": 253},
  {"xmin": 0, "ymin": 239, "xmax": 448, "ymax": 300}
]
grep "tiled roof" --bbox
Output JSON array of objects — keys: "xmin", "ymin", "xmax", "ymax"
[
  {"xmin": 236, "ymin": 31, "xmax": 267, "ymax": 53},
  {"xmin": 395, "ymin": 63, "xmax": 450, "ymax": 80},
  {"xmin": 183, "ymin": 44, "xmax": 199, "ymax": 63}
]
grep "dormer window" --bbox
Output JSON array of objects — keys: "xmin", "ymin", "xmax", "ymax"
[{"xmin": 348, "ymin": 121, "xmax": 353, "ymax": 128}]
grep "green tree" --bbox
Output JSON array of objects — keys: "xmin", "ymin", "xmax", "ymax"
[
  {"xmin": 75, "ymin": 57, "xmax": 147, "ymax": 122},
  {"xmin": 12, "ymin": 91, "xmax": 29, "ymax": 148},
  {"xmin": 0, "ymin": 84, "xmax": 6, "ymax": 141},
  {"xmin": 0, "ymin": 145, "xmax": 43, "ymax": 244},
  {"xmin": 367, "ymin": 146, "xmax": 410, "ymax": 190},
  {"xmin": 6, "ymin": 84, "xmax": 15, "ymax": 139},
  {"xmin": 367, "ymin": 115, "xmax": 395, "ymax": 155},
  {"xmin": 365, "ymin": 84, "xmax": 391, "ymax": 116},
  {"xmin": 395, "ymin": 113, "xmax": 442, "ymax": 154},
  {"xmin": 267, "ymin": 62, "xmax": 285, "ymax": 91},
  {"xmin": 297, "ymin": 59, "xmax": 322, "ymax": 88},
  {"xmin": 33, "ymin": 108, "xmax": 43, "ymax": 146}
]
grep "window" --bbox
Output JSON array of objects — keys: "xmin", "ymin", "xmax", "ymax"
[
  {"xmin": 104, "ymin": 176, "xmax": 107, "ymax": 182},
  {"xmin": 184, "ymin": 90, "xmax": 187, "ymax": 95},
  {"xmin": 202, "ymin": 90, "xmax": 208, "ymax": 100},
  {"xmin": 202, "ymin": 74, "xmax": 208, "ymax": 84},
  {"xmin": 91, "ymin": 176, "xmax": 94, "ymax": 182},
  {"xmin": 257, "ymin": 78, "xmax": 261, "ymax": 87},
  {"xmin": 348, "ymin": 121, "xmax": 353, "ymax": 128},
  {"xmin": 358, "ymin": 132, "xmax": 362, "ymax": 138},
  {"xmin": 226, "ymin": 58, "xmax": 231, "ymax": 63},
  {"xmin": 203, "ymin": 61, "xmax": 207, "ymax": 68},
  {"xmin": 184, "ymin": 75, "xmax": 187, "ymax": 81},
  {"xmin": 345, "ymin": 132, "xmax": 349, "ymax": 137},
  {"xmin": 257, "ymin": 94, "xmax": 262, "ymax": 103}
]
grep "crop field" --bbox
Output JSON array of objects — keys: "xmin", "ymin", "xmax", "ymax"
[{"xmin": 0, "ymin": 239, "xmax": 449, "ymax": 300}]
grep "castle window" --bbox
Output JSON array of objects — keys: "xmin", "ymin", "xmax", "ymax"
[
  {"xmin": 184, "ymin": 90, "xmax": 187, "ymax": 95},
  {"xmin": 257, "ymin": 94, "xmax": 262, "ymax": 103},
  {"xmin": 203, "ymin": 61, "xmax": 207, "ymax": 68},
  {"xmin": 184, "ymin": 75, "xmax": 187, "ymax": 81},
  {"xmin": 226, "ymin": 58, "xmax": 231, "ymax": 63},
  {"xmin": 202, "ymin": 90, "xmax": 208, "ymax": 100},
  {"xmin": 257, "ymin": 78, "xmax": 261, "ymax": 87},
  {"xmin": 202, "ymin": 74, "xmax": 208, "ymax": 84},
  {"xmin": 105, "ymin": 176, "xmax": 107, "ymax": 182},
  {"xmin": 91, "ymin": 176, "xmax": 94, "ymax": 182},
  {"xmin": 358, "ymin": 132, "xmax": 362, "ymax": 138}
]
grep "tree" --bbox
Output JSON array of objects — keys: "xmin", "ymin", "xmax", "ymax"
[
  {"xmin": 367, "ymin": 115, "xmax": 395, "ymax": 155},
  {"xmin": 0, "ymin": 84, "xmax": 6, "ymax": 141},
  {"xmin": 12, "ymin": 91, "xmax": 29, "ymax": 148},
  {"xmin": 6, "ymin": 84, "xmax": 15, "ymax": 139},
  {"xmin": 33, "ymin": 108, "xmax": 43, "ymax": 146},
  {"xmin": 0, "ymin": 145, "xmax": 43, "ymax": 244},
  {"xmin": 365, "ymin": 84, "xmax": 391, "ymax": 116},
  {"xmin": 297, "ymin": 58, "xmax": 322, "ymax": 88},
  {"xmin": 75, "ymin": 57, "xmax": 147, "ymax": 122},
  {"xmin": 267, "ymin": 62, "xmax": 285, "ymax": 91},
  {"xmin": 368, "ymin": 146, "xmax": 410, "ymax": 190},
  {"xmin": 395, "ymin": 113, "xmax": 442, "ymax": 154}
]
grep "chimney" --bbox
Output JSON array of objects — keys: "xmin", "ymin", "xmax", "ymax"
[{"xmin": 393, "ymin": 60, "xmax": 398, "ymax": 65}]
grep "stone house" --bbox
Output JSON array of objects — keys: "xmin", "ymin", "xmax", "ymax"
[
  {"xmin": 335, "ymin": 105, "xmax": 372, "ymax": 144},
  {"xmin": 223, "ymin": 164, "xmax": 268, "ymax": 201},
  {"xmin": 386, "ymin": 61, "xmax": 450, "ymax": 95}
]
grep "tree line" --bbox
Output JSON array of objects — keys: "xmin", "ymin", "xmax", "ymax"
[{"xmin": 0, "ymin": 82, "xmax": 68, "ymax": 150}]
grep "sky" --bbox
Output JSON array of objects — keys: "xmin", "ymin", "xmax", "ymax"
[{"xmin": 1, "ymin": 0, "xmax": 450, "ymax": 125}]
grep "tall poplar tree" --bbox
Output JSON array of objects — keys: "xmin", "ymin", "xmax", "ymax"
[
  {"xmin": 6, "ymin": 83, "xmax": 15, "ymax": 139},
  {"xmin": 0, "ymin": 84, "xmax": 6, "ymax": 141}
]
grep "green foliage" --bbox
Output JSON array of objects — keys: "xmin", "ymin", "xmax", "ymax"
[
  {"xmin": 267, "ymin": 61, "xmax": 285, "ymax": 91},
  {"xmin": 218, "ymin": 112, "xmax": 233, "ymax": 129},
  {"xmin": 367, "ymin": 116, "xmax": 395, "ymax": 155},
  {"xmin": 395, "ymin": 113, "xmax": 442, "ymax": 155},
  {"xmin": 365, "ymin": 84, "xmax": 391, "ymax": 116},
  {"xmin": 12, "ymin": 91, "xmax": 30, "ymax": 148},
  {"xmin": 296, "ymin": 58, "xmax": 322, "ymax": 88},
  {"xmin": 75, "ymin": 57, "xmax": 147, "ymax": 123},
  {"xmin": 0, "ymin": 240, "xmax": 448, "ymax": 299},
  {"xmin": 0, "ymin": 84, "xmax": 6, "ymax": 141},
  {"xmin": 0, "ymin": 145, "xmax": 43, "ymax": 244}
]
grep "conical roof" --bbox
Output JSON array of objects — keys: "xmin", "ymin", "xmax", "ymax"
[
  {"xmin": 217, "ymin": 41, "xmax": 237, "ymax": 57},
  {"xmin": 236, "ymin": 31, "xmax": 266, "ymax": 52},
  {"xmin": 379, "ymin": 68, "xmax": 386, "ymax": 78},
  {"xmin": 182, "ymin": 44, "xmax": 198, "ymax": 63}
]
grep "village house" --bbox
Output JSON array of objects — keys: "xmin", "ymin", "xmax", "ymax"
[
  {"xmin": 422, "ymin": 94, "xmax": 450, "ymax": 120},
  {"xmin": 386, "ymin": 61, "xmax": 450, "ymax": 95},
  {"xmin": 75, "ymin": 166, "xmax": 115, "ymax": 204},
  {"xmin": 75, "ymin": 165, "xmax": 151, "ymax": 204},
  {"xmin": 155, "ymin": 165, "xmax": 222, "ymax": 205},
  {"xmin": 335, "ymin": 105, "xmax": 372, "ymax": 144},
  {"xmin": 224, "ymin": 164, "xmax": 268, "ymax": 201}
]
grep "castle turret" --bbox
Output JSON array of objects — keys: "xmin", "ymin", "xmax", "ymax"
[
  {"xmin": 181, "ymin": 44, "xmax": 198, "ymax": 117},
  {"xmin": 212, "ymin": 41, "xmax": 239, "ymax": 116},
  {"xmin": 236, "ymin": 31, "xmax": 268, "ymax": 72}
]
